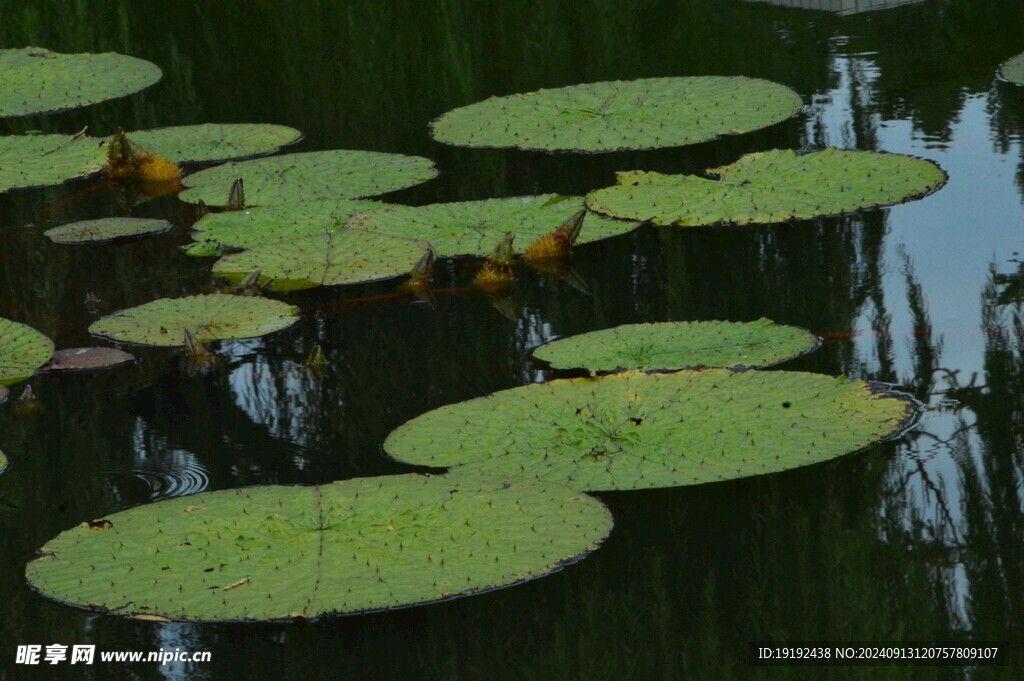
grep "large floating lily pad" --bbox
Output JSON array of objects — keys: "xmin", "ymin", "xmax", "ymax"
[
  {"xmin": 533, "ymin": 319, "xmax": 820, "ymax": 373},
  {"xmin": 430, "ymin": 76, "xmax": 803, "ymax": 153},
  {"xmin": 119, "ymin": 124, "xmax": 302, "ymax": 164},
  {"xmin": 38, "ymin": 347, "xmax": 137, "ymax": 373},
  {"xmin": 212, "ymin": 230, "xmax": 429, "ymax": 292},
  {"xmin": 0, "ymin": 135, "xmax": 105, "ymax": 193},
  {"xmin": 586, "ymin": 149, "xmax": 946, "ymax": 226},
  {"xmin": 0, "ymin": 47, "xmax": 162, "ymax": 118},
  {"xmin": 88, "ymin": 295, "xmax": 300, "ymax": 347},
  {"xmin": 190, "ymin": 199, "xmax": 384, "ymax": 252},
  {"xmin": 1000, "ymin": 52, "xmax": 1024, "ymax": 85},
  {"xmin": 0, "ymin": 318, "xmax": 54, "ymax": 385},
  {"xmin": 44, "ymin": 218, "xmax": 174, "ymax": 244},
  {"xmin": 385, "ymin": 370, "xmax": 919, "ymax": 492},
  {"xmin": 26, "ymin": 473, "xmax": 612, "ymax": 621},
  {"xmin": 179, "ymin": 150, "xmax": 438, "ymax": 206},
  {"xmin": 348, "ymin": 195, "xmax": 637, "ymax": 257}
]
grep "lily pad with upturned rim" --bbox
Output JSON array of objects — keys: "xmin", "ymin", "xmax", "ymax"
[
  {"xmin": 429, "ymin": 76, "xmax": 803, "ymax": 153},
  {"xmin": 0, "ymin": 47, "xmax": 162, "ymax": 118},
  {"xmin": 189, "ymin": 199, "xmax": 384, "ymax": 252},
  {"xmin": 178, "ymin": 150, "xmax": 439, "ymax": 206},
  {"xmin": 999, "ymin": 52, "xmax": 1024, "ymax": 85},
  {"xmin": 384, "ymin": 369, "xmax": 919, "ymax": 492},
  {"xmin": 38, "ymin": 348, "xmax": 137, "ymax": 373},
  {"xmin": 0, "ymin": 135, "xmax": 105, "ymax": 193},
  {"xmin": 0, "ymin": 318, "xmax": 54, "ymax": 385},
  {"xmin": 115, "ymin": 124, "xmax": 303, "ymax": 164},
  {"xmin": 585, "ymin": 148, "xmax": 947, "ymax": 226},
  {"xmin": 212, "ymin": 230, "xmax": 430, "ymax": 292},
  {"xmin": 88, "ymin": 295, "xmax": 300, "ymax": 347},
  {"xmin": 44, "ymin": 218, "xmax": 174, "ymax": 244},
  {"xmin": 25, "ymin": 473, "xmax": 612, "ymax": 621},
  {"xmin": 532, "ymin": 319, "xmax": 820, "ymax": 373},
  {"xmin": 347, "ymin": 195, "xmax": 638, "ymax": 257}
]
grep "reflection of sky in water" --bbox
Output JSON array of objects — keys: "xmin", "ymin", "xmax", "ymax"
[{"xmin": 807, "ymin": 35, "xmax": 1024, "ymax": 624}]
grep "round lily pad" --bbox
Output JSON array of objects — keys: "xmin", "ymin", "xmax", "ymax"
[
  {"xmin": 179, "ymin": 150, "xmax": 438, "ymax": 206},
  {"xmin": 348, "ymin": 195, "xmax": 637, "ymax": 257},
  {"xmin": 0, "ymin": 318, "xmax": 54, "ymax": 385},
  {"xmin": 999, "ymin": 52, "xmax": 1024, "ymax": 85},
  {"xmin": 88, "ymin": 295, "xmax": 300, "ymax": 347},
  {"xmin": 0, "ymin": 47, "xmax": 162, "ymax": 118},
  {"xmin": 212, "ymin": 230, "xmax": 429, "ymax": 292},
  {"xmin": 0, "ymin": 134, "xmax": 105, "ymax": 193},
  {"xmin": 533, "ymin": 319, "xmax": 820, "ymax": 373},
  {"xmin": 430, "ymin": 76, "xmax": 803, "ymax": 153},
  {"xmin": 38, "ymin": 347, "xmax": 137, "ymax": 373},
  {"xmin": 586, "ymin": 148, "xmax": 947, "ymax": 226},
  {"xmin": 385, "ymin": 370, "xmax": 919, "ymax": 492},
  {"xmin": 189, "ymin": 199, "xmax": 384, "ymax": 252},
  {"xmin": 118, "ymin": 124, "xmax": 303, "ymax": 164},
  {"xmin": 44, "ymin": 218, "xmax": 174, "ymax": 244},
  {"xmin": 26, "ymin": 473, "xmax": 612, "ymax": 621}
]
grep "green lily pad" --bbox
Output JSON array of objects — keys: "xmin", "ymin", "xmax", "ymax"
[
  {"xmin": 119, "ymin": 124, "xmax": 303, "ymax": 164},
  {"xmin": 0, "ymin": 47, "xmax": 162, "ymax": 118},
  {"xmin": 44, "ymin": 218, "xmax": 174, "ymax": 244},
  {"xmin": 38, "ymin": 347, "xmax": 137, "ymax": 373},
  {"xmin": 88, "ymin": 295, "xmax": 300, "ymax": 347},
  {"xmin": 179, "ymin": 150, "xmax": 438, "ymax": 206},
  {"xmin": 533, "ymin": 319, "xmax": 820, "ymax": 373},
  {"xmin": 0, "ymin": 449, "xmax": 7, "ymax": 475},
  {"xmin": 586, "ymin": 148, "xmax": 946, "ymax": 226},
  {"xmin": 999, "ymin": 52, "xmax": 1024, "ymax": 85},
  {"xmin": 189, "ymin": 199, "xmax": 384, "ymax": 253},
  {"xmin": 0, "ymin": 134, "xmax": 105, "ymax": 193},
  {"xmin": 348, "ymin": 195, "xmax": 636, "ymax": 257},
  {"xmin": 430, "ymin": 76, "xmax": 803, "ymax": 153},
  {"xmin": 0, "ymin": 318, "xmax": 55, "ymax": 385},
  {"xmin": 212, "ymin": 230, "xmax": 429, "ymax": 292},
  {"xmin": 26, "ymin": 473, "xmax": 612, "ymax": 621},
  {"xmin": 385, "ymin": 370, "xmax": 919, "ymax": 492}
]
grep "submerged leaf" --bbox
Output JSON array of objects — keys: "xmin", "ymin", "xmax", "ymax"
[
  {"xmin": 37, "ymin": 347, "xmax": 137, "ymax": 373},
  {"xmin": 533, "ymin": 319, "xmax": 820, "ymax": 373},
  {"xmin": 0, "ymin": 47, "xmax": 162, "ymax": 118},
  {"xmin": 179, "ymin": 150, "xmax": 438, "ymax": 206},
  {"xmin": 586, "ymin": 148, "xmax": 947, "ymax": 226},
  {"xmin": 44, "ymin": 218, "xmax": 174, "ymax": 244},
  {"xmin": 430, "ymin": 76, "xmax": 802, "ymax": 152},
  {"xmin": 26, "ymin": 473, "xmax": 612, "ymax": 621},
  {"xmin": 212, "ymin": 230, "xmax": 429, "ymax": 292},
  {"xmin": 349, "ymin": 195, "xmax": 636, "ymax": 257},
  {"xmin": 0, "ymin": 318, "xmax": 54, "ymax": 385},
  {"xmin": 188, "ymin": 199, "xmax": 383, "ymax": 253},
  {"xmin": 385, "ymin": 370, "xmax": 919, "ymax": 492},
  {"xmin": 88, "ymin": 295, "xmax": 300, "ymax": 347}
]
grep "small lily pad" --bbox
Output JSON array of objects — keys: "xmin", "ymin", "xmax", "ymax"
[
  {"xmin": 26, "ymin": 473, "xmax": 612, "ymax": 621},
  {"xmin": 533, "ymin": 319, "xmax": 820, "ymax": 373},
  {"xmin": 0, "ymin": 318, "xmax": 55, "ymax": 385},
  {"xmin": 585, "ymin": 148, "xmax": 947, "ymax": 226},
  {"xmin": 0, "ymin": 47, "xmax": 162, "ymax": 118},
  {"xmin": 385, "ymin": 370, "xmax": 919, "ymax": 492},
  {"xmin": 0, "ymin": 449, "xmax": 7, "ymax": 475},
  {"xmin": 44, "ymin": 218, "xmax": 174, "ymax": 244},
  {"xmin": 38, "ymin": 347, "xmax": 137, "ymax": 373},
  {"xmin": 189, "ymin": 199, "xmax": 384, "ymax": 252},
  {"xmin": 430, "ymin": 76, "xmax": 803, "ymax": 153},
  {"xmin": 88, "ymin": 295, "xmax": 300, "ymax": 347},
  {"xmin": 0, "ymin": 134, "xmax": 105, "ymax": 193},
  {"xmin": 1000, "ymin": 52, "xmax": 1024, "ymax": 85},
  {"xmin": 118, "ymin": 124, "xmax": 303, "ymax": 164},
  {"xmin": 212, "ymin": 230, "xmax": 429, "ymax": 292},
  {"xmin": 0, "ymin": 386, "xmax": 8, "ymax": 404},
  {"xmin": 179, "ymin": 150, "xmax": 438, "ymax": 206},
  {"xmin": 348, "ymin": 195, "xmax": 637, "ymax": 257}
]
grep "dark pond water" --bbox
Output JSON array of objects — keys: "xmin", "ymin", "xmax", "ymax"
[{"xmin": 3, "ymin": 0, "xmax": 1024, "ymax": 678}]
